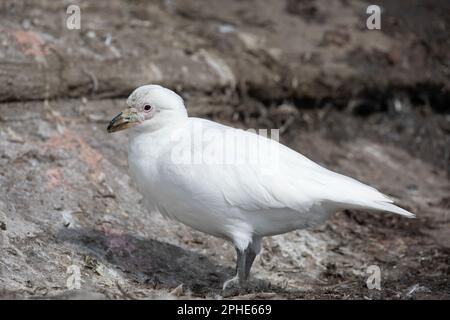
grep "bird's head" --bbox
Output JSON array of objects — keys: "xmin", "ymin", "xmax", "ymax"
[{"xmin": 107, "ymin": 85, "xmax": 187, "ymax": 133}]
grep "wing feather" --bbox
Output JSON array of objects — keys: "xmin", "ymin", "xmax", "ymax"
[{"xmin": 160, "ymin": 118, "xmax": 414, "ymax": 218}]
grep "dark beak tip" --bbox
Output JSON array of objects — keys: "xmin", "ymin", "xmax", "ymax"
[{"xmin": 107, "ymin": 111, "xmax": 123, "ymax": 133}]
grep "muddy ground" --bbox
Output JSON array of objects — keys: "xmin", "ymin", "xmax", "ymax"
[{"xmin": 0, "ymin": 0, "xmax": 449, "ymax": 299}]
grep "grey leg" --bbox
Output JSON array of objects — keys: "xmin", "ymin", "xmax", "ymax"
[
  {"xmin": 243, "ymin": 249, "xmax": 256, "ymax": 281},
  {"xmin": 236, "ymin": 247, "xmax": 247, "ymax": 285},
  {"xmin": 223, "ymin": 247, "xmax": 246, "ymax": 290},
  {"xmin": 223, "ymin": 237, "xmax": 262, "ymax": 290},
  {"xmin": 243, "ymin": 236, "xmax": 261, "ymax": 281}
]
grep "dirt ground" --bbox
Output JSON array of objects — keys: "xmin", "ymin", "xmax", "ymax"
[{"xmin": 0, "ymin": 0, "xmax": 449, "ymax": 299}]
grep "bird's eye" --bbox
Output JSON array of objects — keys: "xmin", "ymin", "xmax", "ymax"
[{"xmin": 144, "ymin": 105, "xmax": 152, "ymax": 111}]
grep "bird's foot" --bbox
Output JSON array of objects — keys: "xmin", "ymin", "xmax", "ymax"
[
  {"xmin": 222, "ymin": 276, "xmax": 239, "ymax": 291},
  {"xmin": 222, "ymin": 276, "xmax": 249, "ymax": 291}
]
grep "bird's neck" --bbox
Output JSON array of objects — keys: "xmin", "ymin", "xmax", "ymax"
[
  {"xmin": 130, "ymin": 113, "xmax": 188, "ymax": 134},
  {"xmin": 128, "ymin": 116, "xmax": 189, "ymax": 145}
]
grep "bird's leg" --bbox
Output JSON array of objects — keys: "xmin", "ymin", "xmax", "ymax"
[
  {"xmin": 223, "ymin": 247, "xmax": 246, "ymax": 290},
  {"xmin": 243, "ymin": 236, "xmax": 261, "ymax": 282},
  {"xmin": 243, "ymin": 247, "xmax": 257, "ymax": 281},
  {"xmin": 223, "ymin": 238, "xmax": 261, "ymax": 290},
  {"xmin": 236, "ymin": 247, "xmax": 247, "ymax": 286}
]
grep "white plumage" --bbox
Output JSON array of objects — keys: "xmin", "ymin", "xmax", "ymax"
[{"xmin": 108, "ymin": 85, "xmax": 415, "ymax": 289}]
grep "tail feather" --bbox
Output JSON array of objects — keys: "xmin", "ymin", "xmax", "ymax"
[
  {"xmin": 369, "ymin": 201, "xmax": 416, "ymax": 218},
  {"xmin": 338, "ymin": 197, "xmax": 416, "ymax": 218},
  {"xmin": 306, "ymin": 161, "xmax": 416, "ymax": 218},
  {"xmin": 326, "ymin": 174, "xmax": 416, "ymax": 218}
]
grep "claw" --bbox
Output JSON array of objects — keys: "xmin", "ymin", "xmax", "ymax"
[
  {"xmin": 222, "ymin": 276, "xmax": 239, "ymax": 291},
  {"xmin": 222, "ymin": 275, "xmax": 250, "ymax": 291}
]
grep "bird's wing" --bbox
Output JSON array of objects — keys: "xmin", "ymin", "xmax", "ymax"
[{"xmin": 159, "ymin": 118, "xmax": 414, "ymax": 218}]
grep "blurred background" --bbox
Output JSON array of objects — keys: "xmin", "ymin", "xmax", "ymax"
[{"xmin": 0, "ymin": 0, "xmax": 449, "ymax": 299}]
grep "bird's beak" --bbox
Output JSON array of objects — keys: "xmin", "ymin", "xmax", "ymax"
[{"xmin": 107, "ymin": 108, "xmax": 142, "ymax": 133}]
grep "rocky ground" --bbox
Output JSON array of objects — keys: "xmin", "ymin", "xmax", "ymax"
[{"xmin": 0, "ymin": 0, "xmax": 449, "ymax": 299}]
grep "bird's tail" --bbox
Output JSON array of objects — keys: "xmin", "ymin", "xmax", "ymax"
[
  {"xmin": 301, "ymin": 159, "xmax": 416, "ymax": 218},
  {"xmin": 324, "ymin": 172, "xmax": 416, "ymax": 218},
  {"xmin": 359, "ymin": 200, "xmax": 415, "ymax": 218}
]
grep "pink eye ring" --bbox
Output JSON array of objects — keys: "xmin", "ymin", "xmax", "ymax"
[{"xmin": 144, "ymin": 105, "xmax": 152, "ymax": 111}]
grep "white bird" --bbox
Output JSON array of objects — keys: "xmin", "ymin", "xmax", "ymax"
[{"xmin": 107, "ymin": 85, "xmax": 415, "ymax": 289}]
